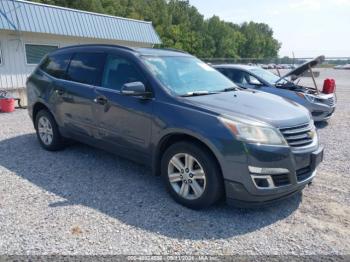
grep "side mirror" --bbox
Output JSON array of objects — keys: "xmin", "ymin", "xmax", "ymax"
[{"xmin": 121, "ymin": 82, "xmax": 151, "ymax": 97}]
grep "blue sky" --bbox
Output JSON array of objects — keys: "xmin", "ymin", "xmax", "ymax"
[{"xmin": 190, "ymin": 0, "xmax": 350, "ymax": 58}]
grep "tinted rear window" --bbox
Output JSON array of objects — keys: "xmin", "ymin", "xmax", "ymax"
[
  {"xmin": 66, "ymin": 52, "xmax": 106, "ymax": 86},
  {"xmin": 40, "ymin": 53, "xmax": 71, "ymax": 79}
]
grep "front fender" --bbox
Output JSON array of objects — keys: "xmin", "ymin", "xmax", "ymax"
[{"xmin": 152, "ymin": 128, "xmax": 225, "ymax": 175}]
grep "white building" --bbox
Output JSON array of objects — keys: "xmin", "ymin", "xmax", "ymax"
[{"xmin": 0, "ymin": 0, "xmax": 161, "ymax": 104}]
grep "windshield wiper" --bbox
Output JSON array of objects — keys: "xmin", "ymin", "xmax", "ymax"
[
  {"xmin": 275, "ymin": 81, "xmax": 295, "ymax": 89},
  {"xmin": 220, "ymin": 86, "xmax": 238, "ymax": 92},
  {"xmin": 180, "ymin": 91, "xmax": 219, "ymax": 97}
]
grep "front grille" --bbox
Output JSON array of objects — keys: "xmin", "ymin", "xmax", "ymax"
[
  {"xmin": 280, "ymin": 123, "xmax": 314, "ymax": 148},
  {"xmin": 272, "ymin": 174, "xmax": 290, "ymax": 187},
  {"xmin": 296, "ymin": 166, "xmax": 312, "ymax": 182},
  {"xmin": 312, "ymin": 111, "xmax": 324, "ymax": 117}
]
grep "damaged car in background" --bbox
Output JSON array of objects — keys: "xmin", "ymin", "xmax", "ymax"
[{"xmin": 214, "ymin": 56, "xmax": 337, "ymax": 122}]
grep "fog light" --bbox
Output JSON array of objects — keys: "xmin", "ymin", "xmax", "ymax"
[
  {"xmin": 251, "ymin": 175, "xmax": 275, "ymax": 189},
  {"xmin": 248, "ymin": 166, "xmax": 289, "ymax": 175},
  {"xmin": 254, "ymin": 178, "xmax": 270, "ymax": 188}
]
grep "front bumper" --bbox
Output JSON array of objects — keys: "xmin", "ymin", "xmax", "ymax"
[
  {"xmin": 311, "ymin": 106, "xmax": 335, "ymax": 122},
  {"xmin": 309, "ymin": 93, "xmax": 336, "ymax": 122},
  {"xmin": 223, "ymin": 144, "xmax": 324, "ymax": 207}
]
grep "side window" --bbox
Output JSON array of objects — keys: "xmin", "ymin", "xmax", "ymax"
[
  {"xmin": 245, "ymin": 74, "xmax": 261, "ymax": 85},
  {"xmin": 40, "ymin": 53, "xmax": 71, "ymax": 79},
  {"xmin": 225, "ymin": 69, "xmax": 247, "ymax": 84},
  {"xmin": 66, "ymin": 52, "xmax": 106, "ymax": 86},
  {"xmin": 102, "ymin": 55, "xmax": 145, "ymax": 91},
  {"xmin": 216, "ymin": 68, "xmax": 227, "ymax": 75}
]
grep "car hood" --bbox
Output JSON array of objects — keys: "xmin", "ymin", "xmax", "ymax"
[
  {"xmin": 277, "ymin": 55, "xmax": 325, "ymax": 82},
  {"xmin": 183, "ymin": 90, "xmax": 311, "ymax": 128}
]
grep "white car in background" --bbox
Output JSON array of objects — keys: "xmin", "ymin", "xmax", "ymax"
[{"xmin": 334, "ymin": 64, "xmax": 350, "ymax": 70}]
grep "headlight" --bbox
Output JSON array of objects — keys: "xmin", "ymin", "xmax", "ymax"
[
  {"xmin": 305, "ymin": 94, "xmax": 316, "ymax": 103},
  {"xmin": 219, "ymin": 116, "xmax": 287, "ymax": 146},
  {"xmin": 297, "ymin": 92, "xmax": 316, "ymax": 103}
]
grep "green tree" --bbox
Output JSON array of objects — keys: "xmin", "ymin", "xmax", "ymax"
[
  {"xmin": 240, "ymin": 22, "xmax": 281, "ymax": 58},
  {"xmin": 206, "ymin": 16, "xmax": 245, "ymax": 58},
  {"xmin": 29, "ymin": 0, "xmax": 281, "ymax": 59}
]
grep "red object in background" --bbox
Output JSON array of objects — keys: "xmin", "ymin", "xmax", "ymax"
[
  {"xmin": 331, "ymin": 79, "xmax": 336, "ymax": 92},
  {"xmin": 323, "ymin": 78, "xmax": 336, "ymax": 94},
  {"xmin": 0, "ymin": 98, "xmax": 15, "ymax": 113}
]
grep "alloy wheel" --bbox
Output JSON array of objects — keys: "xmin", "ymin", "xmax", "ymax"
[
  {"xmin": 168, "ymin": 153, "xmax": 207, "ymax": 200},
  {"xmin": 38, "ymin": 116, "xmax": 54, "ymax": 146}
]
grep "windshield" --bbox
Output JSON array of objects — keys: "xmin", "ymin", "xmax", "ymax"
[
  {"xmin": 250, "ymin": 68, "xmax": 281, "ymax": 85},
  {"xmin": 142, "ymin": 56, "xmax": 236, "ymax": 95}
]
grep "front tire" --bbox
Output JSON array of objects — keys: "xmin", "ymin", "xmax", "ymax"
[
  {"xmin": 161, "ymin": 142, "xmax": 224, "ymax": 209},
  {"xmin": 35, "ymin": 109, "xmax": 65, "ymax": 151}
]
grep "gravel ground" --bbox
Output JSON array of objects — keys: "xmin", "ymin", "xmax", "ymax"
[{"xmin": 0, "ymin": 69, "xmax": 349, "ymax": 256}]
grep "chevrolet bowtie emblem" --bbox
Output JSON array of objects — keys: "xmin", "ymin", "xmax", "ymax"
[{"xmin": 307, "ymin": 131, "xmax": 315, "ymax": 139}]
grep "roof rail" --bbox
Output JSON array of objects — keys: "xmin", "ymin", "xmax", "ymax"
[
  {"xmin": 155, "ymin": 47, "xmax": 189, "ymax": 54},
  {"xmin": 55, "ymin": 44, "xmax": 136, "ymax": 52}
]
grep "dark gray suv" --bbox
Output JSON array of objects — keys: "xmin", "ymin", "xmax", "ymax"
[{"xmin": 26, "ymin": 45, "xmax": 324, "ymax": 209}]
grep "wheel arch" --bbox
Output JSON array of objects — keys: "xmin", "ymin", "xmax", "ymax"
[
  {"xmin": 152, "ymin": 131, "xmax": 223, "ymax": 178},
  {"xmin": 32, "ymin": 102, "xmax": 57, "ymax": 127}
]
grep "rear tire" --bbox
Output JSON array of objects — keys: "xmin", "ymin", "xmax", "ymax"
[
  {"xmin": 35, "ymin": 109, "xmax": 65, "ymax": 151},
  {"xmin": 161, "ymin": 141, "xmax": 224, "ymax": 209}
]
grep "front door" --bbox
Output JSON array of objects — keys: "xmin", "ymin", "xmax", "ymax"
[{"xmin": 92, "ymin": 54, "xmax": 153, "ymax": 163}]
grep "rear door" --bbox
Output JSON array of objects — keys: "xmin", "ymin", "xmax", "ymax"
[
  {"xmin": 58, "ymin": 52, "xmax": 106, "ymax": 137},
  {"xmin": 92, "ymin": 53, "xmax": 153, "ymax": 163}
]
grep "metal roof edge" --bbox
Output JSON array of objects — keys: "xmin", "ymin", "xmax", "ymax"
[
  {"xmin": 14, "ymin": 0, "xmax": 154, "ymax": 25},
  {"xmin": 1, "ymin": 29, "xmax": 160, "ymax": 44}
]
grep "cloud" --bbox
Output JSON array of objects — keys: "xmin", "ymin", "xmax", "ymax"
[
  {"xmin": 270, "ymin": 9, "xmax": 281, "ymax": 15},
  {"xmin": 289, "ymin": 0, "xmax": 321, "ymax": 11},
  {"xmin": 334, "ymin": 0, "xmax": 350, "ymax": 6},
  {"xmin": 289, "ymin": 0, "xmax": 350, "ymax": 11}
]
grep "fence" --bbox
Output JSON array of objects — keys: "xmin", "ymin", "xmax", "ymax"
[{"xmin": 202, "ymin": 57, "xmax": 350, "ymax": 66}]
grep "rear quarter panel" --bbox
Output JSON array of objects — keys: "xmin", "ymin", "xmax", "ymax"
[{"xmin": 26, "ymin": 69, "xmax": 58, "ymax": 124}]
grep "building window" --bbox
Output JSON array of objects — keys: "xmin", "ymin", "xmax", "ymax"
[{"xmin": 25, "ymin": 44, "xmax": 58, "ymax": 65}]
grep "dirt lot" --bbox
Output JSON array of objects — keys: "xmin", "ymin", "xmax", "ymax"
[{"xmin": 0, "ymin": 68, "xmax": 349, "ymax": 256}]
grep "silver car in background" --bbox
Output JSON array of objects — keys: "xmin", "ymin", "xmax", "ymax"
[{"xmin": 214, "ymin": 56, "xmax": 336, "ymax": 122}]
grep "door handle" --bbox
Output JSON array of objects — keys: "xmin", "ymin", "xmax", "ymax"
[{"xmin": 94, "ymin": 96, "xmax": 108, "ymax": 105}]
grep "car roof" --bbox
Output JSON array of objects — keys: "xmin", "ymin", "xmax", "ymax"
[
  {"xmin": 51, "ymin": 44, "xmax": 191, "ymax": 57},
  {"xmin": 135, "ymin": 48, "xmax": 191, "ymax": 57},
  {"xmin": 213, "ymin": 64, "xmax": 258, "ymax": 71}
]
